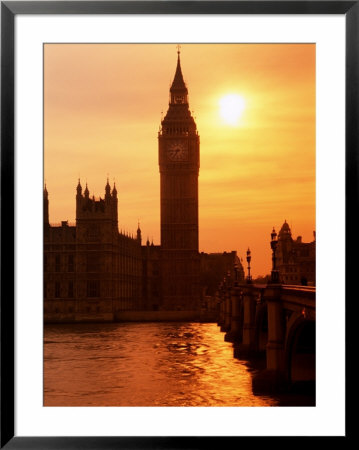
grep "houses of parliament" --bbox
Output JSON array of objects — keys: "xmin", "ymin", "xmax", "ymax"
[{"xmin": 43, "ymin": 51, "xmax": 245, "ymax": 322}]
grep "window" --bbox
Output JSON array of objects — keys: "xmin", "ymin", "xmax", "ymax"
[
  {"xmin": 87, "ymin": 280, "xmax": 100, "ymax": 298},
  {"xmin": 68, "ymin": 281, "xmax": 74, "ymax": 298},
  {"xmin": 68, "ymin": 254, "xmax": 74, "ymax": 272},
  {"xmin": 55, "ymin": 255, "xmax": 61, "ymax": 272},
  {"xmin": 87, "ymin": 225, "xmax": 100, "ymax": 242},
  {"xmin": 86, "ymin": 253, "xmax": 100, "ymax": 273},
  {"xmin": 55, "ymin": 282, "xmax": 60, "ymax": 298}
]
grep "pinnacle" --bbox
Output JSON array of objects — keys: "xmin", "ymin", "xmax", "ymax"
[{"xmin": 170, "ymin": 51, "xmax": 187, "ymax": 93}]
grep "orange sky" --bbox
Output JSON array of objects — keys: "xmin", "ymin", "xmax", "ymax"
[{"xmin": 44, "ymin": 43, "xmax": 315, "ymax": 277}]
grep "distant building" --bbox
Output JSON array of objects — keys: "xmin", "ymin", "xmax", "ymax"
[
  {"xmin": 276, "ymin": 220, "xmax": 316, "ymax": 286},
  {"xmin": 200, "ymin": 251, "xmax": 244, "ymax": 296}
]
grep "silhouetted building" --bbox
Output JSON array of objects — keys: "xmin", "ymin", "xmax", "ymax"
[
  {"xmin": 43, "ymin": 51, "xmax": 246, "ymax": 322},
  {"xmin": 200, "ymin": 251, "xmax": 244, "ymax": 296},
  {"xmin": 44, "ymin": 181, "xmax": 142, "ymax": 320},
  {"xmin": 276, "ymin": 220, "xmax": 316, "ymax": 286},
  {"xmin": 158, "ymin": 50, "xmax": 200, "ymax": 312},
  {"xmin": 141, "ymin": 239, "xmax": 161, "ymax": 311}
]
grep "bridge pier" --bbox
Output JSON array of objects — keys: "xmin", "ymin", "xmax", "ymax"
[
  {"xmin": 217, "ymin": 290, "xmax": 225, "ymax": 328},
  {"xmin": 252, "ymin": 285, "xmax": 288, "ymax": 392},
  {"xmin": 221, "ymin": 290, "xmax": 232, "ymax": 332},
  {"xmin": 266, "ymin": 286, "xmax": 285, "ymax": 373},
  {"xmin": 234, "ymin": 286, "xmax": 256, "ymax": 356},
  {"xmin": 224, "ymin": 286, "xmax": 242, "ymax": 342}
]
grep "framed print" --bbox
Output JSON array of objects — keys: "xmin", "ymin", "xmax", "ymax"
[{"xmin": 1, "ymin": 0, "xmax": 355, "ymax": 447}]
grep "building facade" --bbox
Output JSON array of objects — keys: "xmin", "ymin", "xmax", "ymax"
[
  {"xmin": 200, "ymin": 251, "xmax": 245, "ymax": 297},
  {"xmin": 276, "ymin": 220, "xmax": 316, "ymax": 286},
  {"xmin": 44, "ymin": 181, "xmax": 142, "ymax": 321}
]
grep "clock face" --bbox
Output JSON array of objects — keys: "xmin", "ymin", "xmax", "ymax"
[
  {"xmin": 167, "ymin": 141, "xmax": 188, "ymax": 161},
  {"xmin": 175, "ymin": 95, "xmax": 184, "ymax": 104}
]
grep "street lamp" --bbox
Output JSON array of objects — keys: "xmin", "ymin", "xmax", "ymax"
[
  {"xmin": 270, "ymin": 227, "xmax": 280, "ymax": 283},
  {"xmin": 246, "ymin": 248, "xmax": 252, "ymax": 283}
]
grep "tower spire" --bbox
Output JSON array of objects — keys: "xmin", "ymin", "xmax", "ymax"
[
  {"xmin": 112, "ymin": 182, "xmax": 117, "ymax": 198},
  {"xmin": 161, "ymin": 47, "xmax": 196, "ymax": 130},
  {"xmin": 105, "ymin": 177, "xmax": 111, "ymax": 199},
  {"xmin": 137, "ymin": 220, "xmax": 142, "ymax": 244},
  {"xmin": 76, "ymin": 178, "xmax": 82, "ymax": 197},
  {"xmin": 170, "ymin": 45, "xmax": 187, "ymax": 95}
]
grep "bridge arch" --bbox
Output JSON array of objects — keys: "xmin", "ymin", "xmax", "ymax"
[{"xmin": 285, "ymin": 314, "xmax": 315, "ymax": 384}]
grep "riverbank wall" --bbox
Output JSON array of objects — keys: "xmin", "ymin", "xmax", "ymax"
[{"xmin": 44, "ymin": 310, "xmax": 218, "ymax": 324}]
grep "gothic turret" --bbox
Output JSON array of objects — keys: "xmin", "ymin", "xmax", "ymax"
[
  {"xmin": 112, "ymin": 183, "xmax": 117, "ymax": 198},
  {"xmin": 76, "ymin": 179, "xmax": 82, "ymax": 197},
  {"xmin": 137, "ymin": 221, "xmax": 142, "ymax": 244},
  {"xmin": 105, "ymin": 178, "xmax": 111, "ymax": 200},
  {"xmin": 75, "ymin": 178, "xmax": 118, "ymax": 225},
  {"xmin": 278, "ymin": 220, "xmax": 292, "ymax": 240}
]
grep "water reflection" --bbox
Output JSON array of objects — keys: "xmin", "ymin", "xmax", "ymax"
[{"xmin": 44, "ymin": 322, "xmax": 278, "ymax": 406}]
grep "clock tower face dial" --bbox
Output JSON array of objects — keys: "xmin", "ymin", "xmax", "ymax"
[
  {"xmin": 167, "ymin": 141, "xmax": 188, "ymax": 161},
  {"xmin": 175, "ymin": 95, "xmax": 185, "ymax": 104}
]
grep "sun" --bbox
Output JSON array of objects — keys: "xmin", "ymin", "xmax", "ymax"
[{"xmin": 219, "ymin": 94, "xmax": 246, "ymax": 126}]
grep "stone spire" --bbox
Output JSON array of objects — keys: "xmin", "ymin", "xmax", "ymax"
[
  {"xmin": 76, "ymin": 179, "xmax": 82, "ymax": 197},
  {"xmin": 170, "ymin": 46, "xmax": 188, "ymax": 97},
  {"xmin": 161, "ymin": 47, "xmax": 197, "ymax": 133},
  {"xmin": 105, "ymin": 177, "xmax": 111, "ymax": 199},
  {"xmin": 137, "ymin": 221, "xmax": 142, "ymax": 244},
  {"xmin": 112, "ymin": 182, "xmax": 117, "ymax": 198},
  {"xmin": 84, "ymin": 183, "xmax": 89, "ymax": 198}
]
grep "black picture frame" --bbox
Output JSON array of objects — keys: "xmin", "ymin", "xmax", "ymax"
[{"xmin": 1, "ymin": 1, "xmax": 354, "ymax": 447}]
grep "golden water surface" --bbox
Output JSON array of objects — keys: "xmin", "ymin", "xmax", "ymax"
[{"xmin": 44, "ymin": 322, "xmax": 279, "ymax": 407}]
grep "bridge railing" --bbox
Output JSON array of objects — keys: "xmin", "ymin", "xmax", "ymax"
[{"xmin": 282, "ymin": 284, "xmax": 316, "ymax": 292}]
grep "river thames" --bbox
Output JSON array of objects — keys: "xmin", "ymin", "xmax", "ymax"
[{"xmin": 44, "ymin": 322, "xmax": 314, "ymax": 407}]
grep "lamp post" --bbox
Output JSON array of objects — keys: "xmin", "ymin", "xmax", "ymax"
[
  {"xmin": 246, "ymin": 248, "xmax": 252, "ymax": 284},
  {"xmin": 270, "ymin": 227, "xmax": 280, "ymax": 283}
]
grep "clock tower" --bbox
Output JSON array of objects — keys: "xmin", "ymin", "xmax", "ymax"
[{"xmin": 158, "ymin": 49, "xmax": 200, "ymax": 313}]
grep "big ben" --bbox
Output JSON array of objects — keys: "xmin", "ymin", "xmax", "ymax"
[{"xmin": 158, "ymin": 49, "xmax": 200, "ymax": 313}]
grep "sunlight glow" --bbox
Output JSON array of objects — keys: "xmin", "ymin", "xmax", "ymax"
[{"xmin": 219, "ymin": 94, "xmax": 246, "ymax": 125}]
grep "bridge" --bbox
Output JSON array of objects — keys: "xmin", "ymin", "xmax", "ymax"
[{"xmin": 215, "ymin": 280, "xmax": 316, "ymax": 392}]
